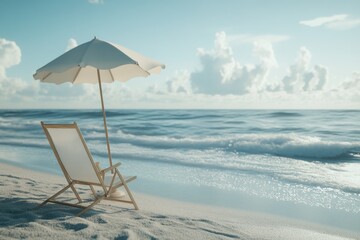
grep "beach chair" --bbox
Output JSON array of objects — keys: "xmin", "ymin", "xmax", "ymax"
[{"xmin": 39, "ymin": 122, "xmax": 138, "ymax": 216}]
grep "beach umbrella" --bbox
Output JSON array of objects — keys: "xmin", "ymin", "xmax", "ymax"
[{"xmin": 33, "ymin": 37, "xmax": 165, "ymax": 169}]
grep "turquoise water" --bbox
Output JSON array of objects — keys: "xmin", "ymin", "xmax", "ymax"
[{"xmin": 0, "ymin": 109, "xmax": 359, "ymax": 231}]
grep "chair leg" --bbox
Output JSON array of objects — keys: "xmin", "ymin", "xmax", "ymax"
[
  {"xmin": 76, "ymin": 196, "xmax": 104, "ymax": 217},
  {"xmin": 116, "ymin": 169, "xmax": 139, "ymax": 210},
  {"xmin": 70, "ymin": 185, "xmax": 82, "ymax": 203},
  {"xmin": 89, "ymin": 185, "xmax": 97, "ymax": 197},
  {"xmin": 38, "ymin": 182, "xmax": 73, "ymax": 208}
]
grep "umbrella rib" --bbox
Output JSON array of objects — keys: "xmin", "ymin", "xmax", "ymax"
[
  {"xmin": 41, "ymin": 72, "xmax": 52, "ymax": 82},
  {"xmin": 109, "ymin": 69, "xmax": 115, "ymax": 82},
  {"xmin": 72, "ymin": 68, "xmax": 82, "ymax": 83},
  {"xmin": 135, "ymin": 62, "xmax": 151, "ymax": 76}
]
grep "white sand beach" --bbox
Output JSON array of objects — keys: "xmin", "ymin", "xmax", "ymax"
[{"xmin": 0, "ymin": 162, "xmax": 358, "ymax": 240}]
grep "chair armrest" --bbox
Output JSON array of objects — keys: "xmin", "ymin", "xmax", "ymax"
[{"xmin": 101, "ymin": 162, "xmax": 121, "ymax": 174}]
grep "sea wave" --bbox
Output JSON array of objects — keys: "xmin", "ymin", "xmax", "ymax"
[
  {"xmin": 100, "ymin": 131, "xmax": 360, "ymax": 160},
  {"xmin": 265, "ymin": 111, "xmax": 303, "ymax": 118},
  {"xmin": 1, "ymin": 120, "xmax": 358, "ymax": 161}
]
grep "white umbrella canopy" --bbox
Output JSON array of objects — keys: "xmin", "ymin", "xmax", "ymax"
[
  {"xmin": 34, "ymin": 37, "xmax": 165, "ymax": 84},
  {"xmin": 34, "ymin": 37, "xmax": 165, "ymax": 168}
]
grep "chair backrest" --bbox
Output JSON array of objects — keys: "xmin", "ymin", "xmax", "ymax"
[{"xmin": 41, "ymin": 122, "xmax": 101, "ymax": 184}]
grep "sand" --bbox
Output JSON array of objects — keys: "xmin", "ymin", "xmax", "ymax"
[{"xmin": 0, "ymin": 162, "xmax": 358, "ymax": 240}]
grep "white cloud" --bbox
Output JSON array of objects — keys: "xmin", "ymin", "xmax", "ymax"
[
  {"xmin": 0, "ymin": 38, "xmax": 21, "ymax": 69},
  {"xmin": 189, "ymin": 31, "xmax": 277, "ymax": 95},
  {"xmin": 323, "ymin": 72, "xmax": 360, "ymax": 105},
  {"xmin": 253, "ymin": 40, "xmax": 278, "ymax": 69},
  {"xmin": 300, "ymin": 14, "xmax": 360, "ymax": 30},
  {"xmin": 159, "ymin": 31, "xmax": 359, "ymax": 109},
  {"xmin": 165, "ymin": 32, "xmax": 332, "ymax": 98},
  {"xmin": 88, "ymin": 0, "xmax": 104, "ymax": 4},
  {"xmin": 66, "ymin": 38, "xmax": 78, "ymax": 51},
  {"xmin": 166, "ymin": 70, "xmax": 192, "ymax": 94},
  {"xmin": 300, "ymin": 14, "xmax": 347, "ymax": 27},
  {"xmin": 0, "ymin": 38, "xmax": 26, "ymax": 99},
  {"xmin": 282, "ymin": 47, "xmax": 328, "ymax": 93},
  {"xmin": 342, "ymin": 72, "xmax": 360, "ymax": 90}
]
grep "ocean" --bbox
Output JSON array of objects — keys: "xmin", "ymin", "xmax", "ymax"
[{"xmin": 0, "ymin": 109, "xmax": 359, "ymax": 231}]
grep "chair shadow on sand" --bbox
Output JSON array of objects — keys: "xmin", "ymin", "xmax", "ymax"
[{"xmin": 0, "ymin": 196, "xmax": 101, "ymax": 229}]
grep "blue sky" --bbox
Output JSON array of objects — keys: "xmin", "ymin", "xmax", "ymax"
[{"xmin": 1, "ymin": 0, "xmax": 359, "ymax": 109}]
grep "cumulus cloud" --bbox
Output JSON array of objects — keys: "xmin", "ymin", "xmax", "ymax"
[
  {"xmin": 282, "ymin": 47, "xmax": 328, "ymax": 93},
  {"xmin": 149, "ymin": 31, "xmax": 360, "ymax": 109},
  {"xmin": 166, "ymin": 70, "xmax": 192, "ymax": 94},
  {"xmin": 166, "ymin": 32, "xmax": 330, "ymax": 97},
  {"xmin": 323, "ymin": 72, "xmax": 360, "ymax": 105},
  {"xmin": 300, "ymin": 14, "xmax": 360, "ymax": 30},
  {"xmin": 66, "ymin": 38, "xmax": 78, "ymax": 51},
  {"xmin": 0, "ymin": 38, "xmax": 21, "ymax": 69},
  {"xmin": 0, "ymin": 38, "xmax": 26, "ymax": 99},
  {"xmin": 342, "ymin": 72, "xmax": 360, "ymax": 90},
  {"xmin": 190, "ymin": 31, "xmax": 277, "ymax": 95},
  {"xmin": 0, "ymin": 39, "xmax": 44, "ymax": 106}
]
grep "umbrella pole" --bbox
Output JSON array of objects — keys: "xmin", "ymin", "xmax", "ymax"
[{"xmin": 97, "ymin": 69, "xmax": 113, "ymax": 172}]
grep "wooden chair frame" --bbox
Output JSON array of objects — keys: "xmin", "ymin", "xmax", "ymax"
[{"xmin": 39, "ymin": 122, "xmax": 138, "ymax": 216}]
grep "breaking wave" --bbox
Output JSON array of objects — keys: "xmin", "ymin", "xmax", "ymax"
[{"xmin": 101, "ymin": 131, "xmax": 360, "ymax": 161}]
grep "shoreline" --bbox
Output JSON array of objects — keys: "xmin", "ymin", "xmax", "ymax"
[{"xmin": 0, "ymin": 162, "xmax": 358, "ymax": 240}]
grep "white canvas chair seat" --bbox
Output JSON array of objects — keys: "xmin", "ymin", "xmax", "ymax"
[{"xmin": 38, "ymin": 122, "xmax": 138, "ymax": 216}]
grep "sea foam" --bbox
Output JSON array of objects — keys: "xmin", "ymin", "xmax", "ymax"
[{"xmin": 106, "ymin": 131, "xmax": 360, "ymax": 160}]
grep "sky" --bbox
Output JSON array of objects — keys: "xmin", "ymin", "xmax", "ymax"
[{"xmin": 0, "ymin": 0, "xmax": 359, "ymax": 109}]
